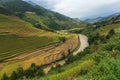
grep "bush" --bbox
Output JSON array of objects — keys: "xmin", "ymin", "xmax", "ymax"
[
  {"xmin": 1, "ymin": 73, "xmax": 9, "ymax": 80},
  {"xmin": 106, "ymin": 29, "xmax": 115, "ymax": 39},
  {"xmin": 79, "ymin": 67, "xmax": 88, "ymax": 75},
  {"xmin": 59, "ymin": 37, "xmax": 66, "ymax": 43}
]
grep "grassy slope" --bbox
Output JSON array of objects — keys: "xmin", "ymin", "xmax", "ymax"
[
  {"xmin": 76, "ymin": 26, "xmax": 120, "ymax": 80},
  {"xmin": 0, "ymin": 14, "xmax": 59, "ymax": 61},
  {"xmin": 25, "ymin": 23, "xmax": 120, "ymax": 80},
  {"xmin": 0, "ymin": 14, "xmax": 78, "ymax": 79},
  {"xmin": 0, "ymin": 13, "xmax": 60, "ymax": 78},
  {"xmin": 95, "ymin": 23, "xmax": 120, "ymax": 35},
  {"xmin": 0, "ymin": 34, "xmax": 77, "ymax": 79},
  {"xmin": 23, "ymin": 11, "xmax": 86, "ymax": 30}
]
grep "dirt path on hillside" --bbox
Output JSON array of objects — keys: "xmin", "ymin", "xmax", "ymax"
[
  {"xmin": 73, "ymin": 34, "xmax": 89, "ymax": 55},
  {"xmin": 4, "ymin": 45, "xmax": 56, "ymax": 62},
  {"xmin": 43, "ymin": 34, "xmax": 89, "ymax": 74}
]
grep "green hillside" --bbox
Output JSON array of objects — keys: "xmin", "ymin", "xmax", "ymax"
[
  {"xmin": 0, "ymin": 6, "xmax": 12, "ymax": 15},
  {"xmin": 0, "ymin": 0, "xmax": 120, "ymax": 80},
  {"xmin": 16, "ymin": 15, "xmax": 120, "ymax": 80},
  {"xmin": 0, "ymin": 13, "xmax": 60, "ymax": 62},
  {"xmin": 0, "ymin": 0, "xmax": 86, "ymax": 30},
  {"xmin": 0, "ymin": 0, "xmax": 83, "ymax": 61}
]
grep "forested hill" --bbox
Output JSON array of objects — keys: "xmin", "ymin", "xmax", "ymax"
[{"xmin": 0, "ymin": 0, "xmax": 86, "ymax": 30}]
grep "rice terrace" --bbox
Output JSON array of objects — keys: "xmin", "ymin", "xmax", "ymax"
[{"xmin": 0, "ymin": 0, "xmax": 120, "ymax": 80}]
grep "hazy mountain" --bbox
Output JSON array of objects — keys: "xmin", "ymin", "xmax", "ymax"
[
  {"xmin": 84, "ymin": 17, "xmax": 103, "ymax": 24},
  {"xmin": 84, "ymin": 12, "xmax": 120, "ymax": 24}
]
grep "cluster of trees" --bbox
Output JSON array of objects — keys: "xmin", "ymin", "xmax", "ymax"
[
  {"xmin": 1, "ymin": 63, "xmax": 44, "ymax": 80},
  {"xmin": 66, "ymin": 44, "xmax": 97, "ymax": 64},
  {"xmin": 0, "ymin": 6, "xmax": 12, "ymax": 15},
  {"xmin": 34, "ymin": 23, "xmax": 54, "ymax": 32}
]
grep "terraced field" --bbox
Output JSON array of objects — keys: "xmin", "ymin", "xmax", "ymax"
[
  {"xmin": 0, "ymin": 34, "xmax": 59, "ymax": 61},
  {"xmin": 0, "ymin": 14, "xmax": 60, "ymax": 61},
  {"xmin": 0, "ymin": 34, "xmax": 79, "ymax": 78},
  {"xmin": 0, "ymin": 14, "xmax": 61, "ymax": 78}
]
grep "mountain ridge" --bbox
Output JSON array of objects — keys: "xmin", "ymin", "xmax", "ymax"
[{"xmin": 0, "ymin": 0, "xmax": 86, "ymax": 30}]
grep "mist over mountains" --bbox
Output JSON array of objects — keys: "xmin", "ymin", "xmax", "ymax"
[{"xmin": 23, "ymin": 0, "xmax": 120, "ymax": 20}]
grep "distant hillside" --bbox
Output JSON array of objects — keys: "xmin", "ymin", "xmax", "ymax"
[
  {"xmin": 94, "ymin": 14, "xmax": 120, "ymax": 27},
  {"xmin": 84, "ymin": 17, "xmax": 103, "ymax": 24},
  {"xmin": 84, "ymin": 13, "xmax": 120, "ymax": 24},
  {"xmin": 0, "ymin": 0, "xmax": 86, "ymax": 30},
  {"xmin": 0, "ymin": 0, "xmax": 16, "ymax": 4}
]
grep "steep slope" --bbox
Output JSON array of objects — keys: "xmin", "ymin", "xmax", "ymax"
[
  {"xmin": 19, "ymin": 16, "xmax": 120, "ymax": 80},
  {"xmin": 0, "ymin": 13, "xmax": 60, "ymax": 62},
  {"xmin": 0, "ymin": 1, "xmax": 80, "ymax": 78},
  {"xmin": 0, "ymin": 0, "xmax": 86, "ymax": 30},
  {"xmin": 0, "ymin": 0, "xmax": 87, "ymax": 79}
]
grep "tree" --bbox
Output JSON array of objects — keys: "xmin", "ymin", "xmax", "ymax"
[
  {"xmin": 10, "ymin": 71, "xmax": 17, "ymax": 80},
  {"xmin": 68, "ymin": 49, "xmax": 71, "ymax": 55},
  {"xmin": 109, "ymin": 29, "xmax": 115, "ymax": 35},
  {"xmin": 106, "ymin": 29, "xmax": 115, "ymax": 39},
  {"xmin": 59, "ymin": 37, "xmax": 66, "ymax": 43},
  {"xmin": 1, "ymin": 73, "xmax": 9, "ymax": 80},
  {"xmin": 16, "ymin": 67, "xmax": 24, "ymax": 78},
  {"xmin": 25, "ymin": 63, "xmax": 37, "ymax": 78},
  {"xmin": 36, "ymin": 66, "xmax": 44, "ymax": 77}
]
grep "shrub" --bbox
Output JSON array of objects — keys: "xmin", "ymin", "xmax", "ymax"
[
  {"xmin": 59, "ymin": 37, "xmax": 66, "ymax": 43},
  {"xmin": 106, "ymin": 29, "xmax": 115, "ymax": 39},
  {"xmin": 1, "ymin": 73, "xmax": 9, "ymax": 80}
]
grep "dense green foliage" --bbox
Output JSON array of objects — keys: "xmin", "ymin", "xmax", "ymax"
[
  {"xmin": 1, "ymin": 63, "xmax": 45, "ymax": 80},
  {"xmin": 77, "ymin": 33, "xmax": 120, "ymax": 80},
  {"xmin": 0, "ymin": 6, "xmax": 12, "ymax": 15}
]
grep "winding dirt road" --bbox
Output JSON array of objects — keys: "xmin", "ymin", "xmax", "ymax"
[
  {"xmin": 73, "ymin": 34, "xmax": 89, "ymax": 56},
  {"xmin": 44, "ymin": 34, "xmax": 89, "ymax": 74}
]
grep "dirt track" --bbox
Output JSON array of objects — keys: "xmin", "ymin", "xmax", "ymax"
[
  {"xmin": 73, "ymin": 34, "xmax": 89, "ymax": 55},
  {"xmin": 43, "ymin": 34, "xmax": 89, "ymax": 74},
  {"xmin": 4, "ymin": 45, "xmax": 56, "ymax": 62}
]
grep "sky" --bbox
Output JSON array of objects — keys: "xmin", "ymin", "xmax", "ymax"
[{"xmin": 24, "ymin": 0, "xmax": 120, "ymax": 20}]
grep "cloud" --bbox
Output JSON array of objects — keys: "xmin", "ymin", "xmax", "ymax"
[{"xmin": 24, "ymin": 0, "xmax": 120, "ymax": 19}]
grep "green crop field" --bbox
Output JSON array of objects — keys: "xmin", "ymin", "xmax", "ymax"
[
  {"xmin": 0, "ymin": 13, "xmax": 74, "ymax": 79},
  {"xmin": 0, "ymin": 34, "xmax": 59, "ymax": 61},
  {"xmin": 0, "ymin": 14, "xmax": 60, "ymax": 61}
]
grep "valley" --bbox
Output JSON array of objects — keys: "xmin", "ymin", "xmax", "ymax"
[
  {"xmin": 0, "ymin": 33, "xmax": 79, "ymax": 78},
  {"xmin": 0, "ymin": 0, "xmax": 120, "ymax": 80}
]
